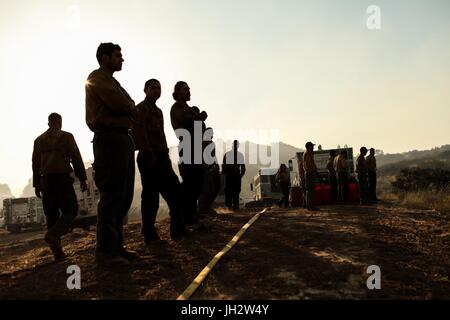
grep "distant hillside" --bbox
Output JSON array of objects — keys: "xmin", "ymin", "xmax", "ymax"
[
  {"xmin": 377, "ymin": 145, "xmax": 450, "ymax": 168},
  {"xmin": 378, "ymin": 148, "xmax": 450, "ymax": 177}
]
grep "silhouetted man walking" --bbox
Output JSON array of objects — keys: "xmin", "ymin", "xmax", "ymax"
[
  {"xmin": 32, "ymin": 113, "xmax": 87, "ymax": 261},
  {"xmin": 85, "ymin": 43, "xmax": 136, "ymax": 267}
]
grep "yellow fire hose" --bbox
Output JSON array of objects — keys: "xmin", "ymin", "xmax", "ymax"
[{"xmin": 176, "ymin": 207, "xmax": 269, "ymax": 300}]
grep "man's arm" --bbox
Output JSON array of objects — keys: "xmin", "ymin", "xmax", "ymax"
[
  {"xmin": 131, "ymin": 107, "xmax": 151, "ymax": 152},
  {"xmin": 67, "ymin": 134, "xmax": 87, "ymax": 189},
  {"xmin": 86, "ymin": 71, "xmax": 135, "ymax": 115},
  {"xmin": 240, "ymin": 163, "xmax": 246, "ymax": 177},
  {"xmin": 176, "ymin": 105, "xmax": 193, "ymax": 128},
  {"xmin": 238, "ymin": 152, "xmax": 246, "ymax": 177},
  {"xmin": 132, "ymin": 108, "xmax": 157, "ymax": 167},
  {"xmin": 222, "ymin": 154, "xmax": 227, "ymax": 174},
  {"xmin": 172, "ymin": 105, "xmax": 207, "ymax": 129}
]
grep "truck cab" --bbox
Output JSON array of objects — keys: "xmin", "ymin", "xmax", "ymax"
[
  {"xmin": 245, "ymin": 167, "xmax": 292, "ymax": 208},
  {"xmin": 253, "ymin": 168, "xmax": 282, "ymax": 201}
]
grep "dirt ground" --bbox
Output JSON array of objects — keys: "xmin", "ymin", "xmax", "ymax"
[{"xmin": 0, "ymin": 201, "xmax": 449, "ymax": 300}]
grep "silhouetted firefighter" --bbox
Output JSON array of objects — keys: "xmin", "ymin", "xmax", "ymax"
[
  {"xmin": 366, "ymin": 148, "xmax": 379, "ymax": 201},
  {"xmin": 222, "ymin": 140, "xmax": 246, "ymax": 210},
  {"xmin": 276, "ymin": 164, "xmax": 291, "ymax": 208},
  {"xmin": 198, "ymin": 127, "xmax": 221, "ymax": 217},
  {"xmin": 356, "ymin": 146, "xmax": 370, "ymax": 205},
  {"xmin": 334, "ymin": 150, "xmax": 349, "ymax": 203},
  {"xmin": 32, "ymin": 113, "xmax": 87, "ymax": 261},
  {"xmin": 327, "ymin": 150, "xmax": 338, "ymax": 203},
  {"xmin": 132, "ymin": 79, "xmax": 186, "ymax": 245},
  {"xmin": 303, "ymin": 141, "xmax": 319, "ymax": 211},
  {"xmin": 85, "ymin": 42, "xmax": 137, "ymax": 268},
  {"xmin": 170, "ymin": 81, "xmax": 208, "ymax": 226}
]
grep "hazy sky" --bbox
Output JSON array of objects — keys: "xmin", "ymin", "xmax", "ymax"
[{"xmin": 1, "ymin": 0, "xmax": 449, "ymax": 196}]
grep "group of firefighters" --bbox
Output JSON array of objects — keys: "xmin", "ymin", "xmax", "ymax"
[
  {"xmin": 32, "ymin": 43, "xmax": 247, "ymax": 266},
  {"xmin": 276, "ymin": 142, "xmax": 379, "ymax": 211},
  {"xmin": 32, "ymin": 42, "xmax": 378, "ymax": 266}
]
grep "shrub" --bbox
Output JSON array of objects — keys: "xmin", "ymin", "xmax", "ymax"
[{"xmin": 391, "ymin": 168, "xmax": 450, "ymax": 192}]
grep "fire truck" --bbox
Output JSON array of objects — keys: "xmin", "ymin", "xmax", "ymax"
[
  {"xmin": 3, "ymin": 197, "xmax": 46, "ymax": 233},
  {"xmin": 3, "ymin": 167, "xmax": 100, "ymax": 233}
]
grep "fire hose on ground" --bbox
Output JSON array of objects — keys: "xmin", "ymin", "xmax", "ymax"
[{"xmin": 176, "ymin": 207, "xmax": 269, "ymax": 300}]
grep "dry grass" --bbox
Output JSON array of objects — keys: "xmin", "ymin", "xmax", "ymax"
[
  {"xmin": 395, "ymin": 189, "xmax": 450, "ymax": 214},
  {"xmin": 378, "ymin": 175, "xmax": 450, "ymax": 214}
]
